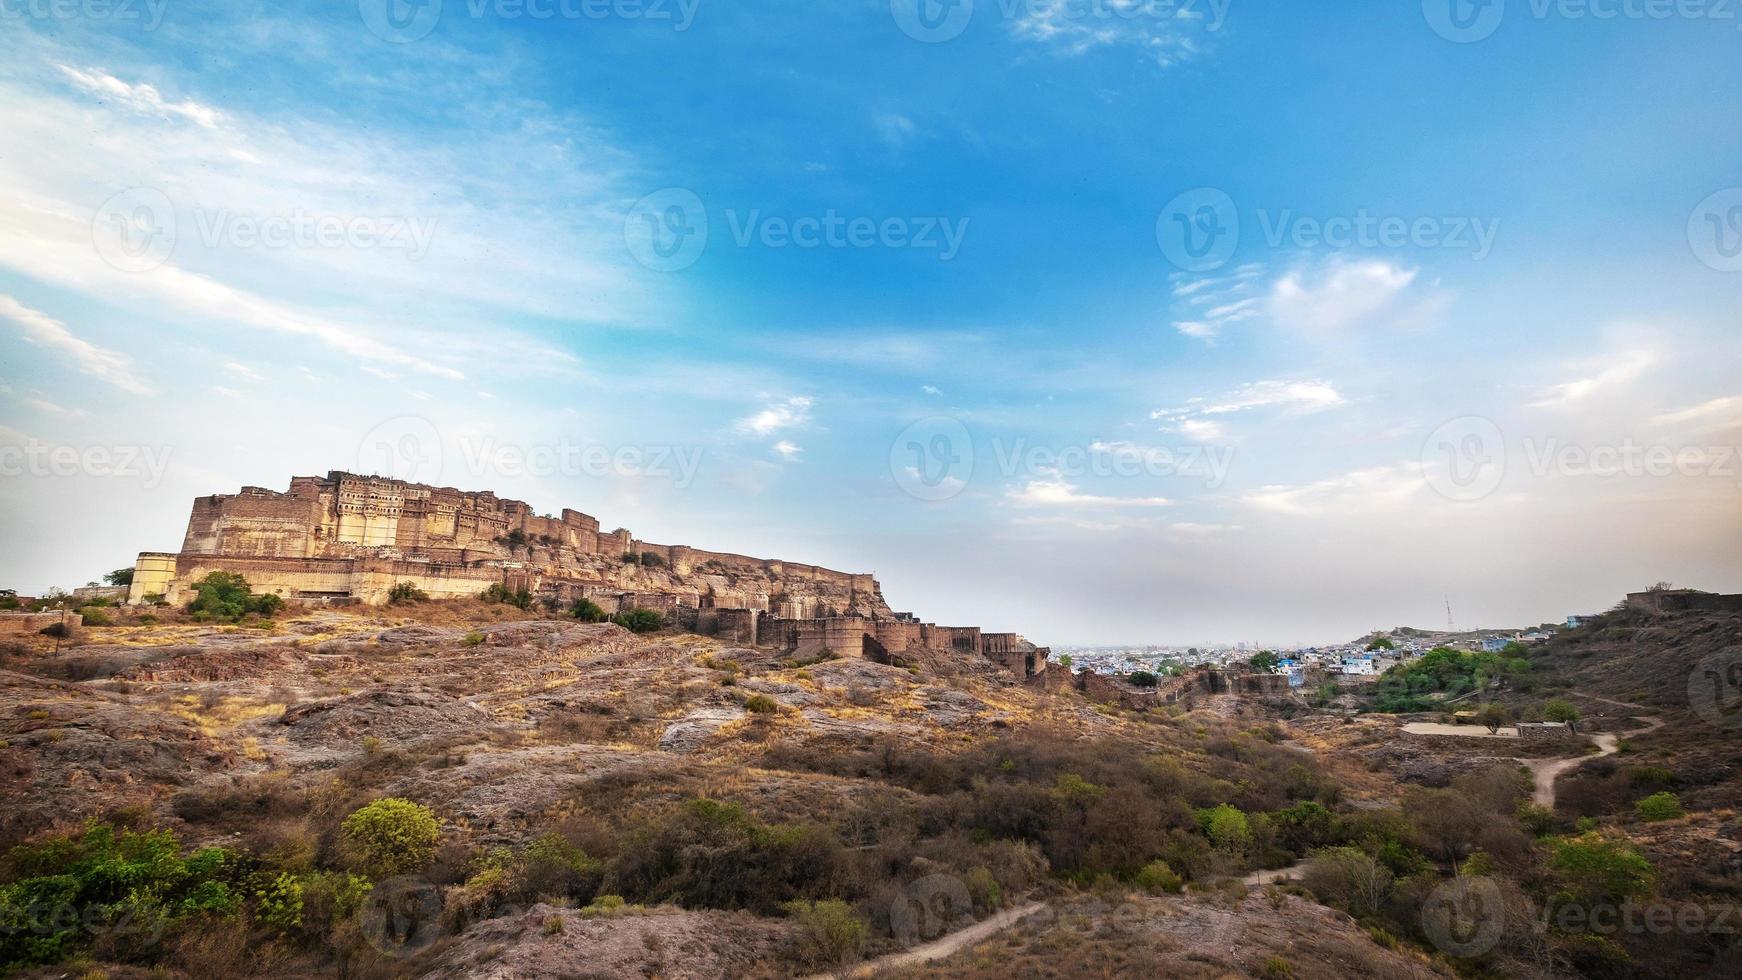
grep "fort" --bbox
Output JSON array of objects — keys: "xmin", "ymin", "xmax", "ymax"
[{"xmin": 125, "ymin": 471, "xmax": 1051, "ymax": 680}]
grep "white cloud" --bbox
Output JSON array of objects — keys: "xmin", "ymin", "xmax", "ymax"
[
  {"xmin": 873, "ymin": 111, "xmax": 918, "ymax": 148},
  {"xmin": 1241, "ymin": 462, "xmax": 1426, "ymax": 516},
  {"xmin": 1009, "ymin": 0, "xmax": 1215, "ymax": 68},
  {"xmin": 224, "ymin": 361, "xmax": 264, "ymax": 381},
  {"xmin": 1651, "ymin": 395, "xmax": 1742, "ymax": 431},
  {"xmin": 921, "ymin": 385, "xmax": 942, "ymax": 396},
  {"xmin": 772, "ymin": 440, "xmax": 802, "ymax": 460},
  {"xmin": 1178, "ymin": 418, "xmax": 1225, "ymax": 441},
  {"xmin": 735, "ymin": 396, "xmax": 813, "ymax": 436},
  {"xmin": 0, "ymin": 294, "xmax": 154, "ymax": 395},
  {"xmin": 1528, "ymin": 349, "xmax": 1660, "ymax": 410},
  {"xmin": 0, "ymin": 384, "xmax": 81, "ymax": 416},
  {"xmin": 1268, "ymin": 259, "xmax": 1422, "ymax": 331},
  {"xmin": 1006, "ymin": 470, "xmax": 1172, "ymax": 509},
  {"xmin": 57, "ymin": 65, "xmax": 224, "ymax": 129}
]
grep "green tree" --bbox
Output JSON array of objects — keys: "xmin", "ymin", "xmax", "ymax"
[
  {"xmin": 103, "ymin": 567, "xmax": 135, "ymax": 587},
  {"xmin": 187, "ymin": 572, "xmax": 284, "ymax": 623},
  {"xmin": 1544, "ymin": 699, "xmax": 1581, "ymax": 729},
  {"xmin": 612, "ymin": 608, "xmax": 663, "ymax": 634},
  {"xmin": 1478, "ymin": 702, "xmax": 1511, "ymax": 735},
  {"xmin": 1196, "ymin": 804, "xmax": 1252, "ymax": 853},
  {"xmin": 1128, "ymin": 670, "xmax": 1159, "ymax": 688},
  {"xmin": 341, "ymin": 799, "xmax": 441, "ymax": 877},
  {"xmin": 387, "ymin": 582, "xmax": 429, "ymax": 604},
  {"xmin": 1249, "ymin": 651, "xmax": 1280, "ymax": 672},
  {"xmin": 569, "ymin": 597, "xmax": 607, "ymax": 622},
  {"xmin": 1058, "ymin": 654, "xmax": 1073, "ymax": 669},
  {"xmin": 1366, "ymin": 637, "xmax": 1395, "ymax": 651}
]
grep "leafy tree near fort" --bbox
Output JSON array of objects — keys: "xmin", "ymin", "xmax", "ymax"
[
  {"xmin": 1128, "ymin": 670, "xmax": 1159, "ymax": 688},
  {"xmin": 612, "ymin": 608, "xmax": 663, "ymax": 634},
  {"xmin": 387, "ymin": 582, "xmax": 429, "ymax": 604},
  {"xmin": 1365, "ymin": 637, "xmax": 1395, "ymax": 651},
  {"xmin": 482, "ymin": 582, "xmax": 533, "ymax": 609},
  {"xmin": 1249, "ymin": 651, "xmax": 1280, "ymax": 672},
  {"xmin": 103, "ymin": 567, "xmax": 134, "ymax": 587},
  {"xmin": 186, "ymin": 571, "xmax": 284, "ymax": 623},
  {"xmin": 569, "ymin": 597, "xmax": 607, "ymax": 622},
  {"xmin": 1478, "ymin": 702, "xmax": 1512, "ymax": 734}
]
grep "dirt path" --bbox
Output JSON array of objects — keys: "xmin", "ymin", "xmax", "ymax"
[
  {"xmin": 1402, "ymin": 698, "xmax": 1663, "ymax": 809},
  {"xmin": 1244, "ymin": 860, "xmax": 1312, "ymax": 887},
  {"xmin": 1524, "ymin": 713, "xmax": 1665, "ymax": 807},
  {"xmin": 806, "ymin": 902, "xmax": 1047, "ymax": 980}
]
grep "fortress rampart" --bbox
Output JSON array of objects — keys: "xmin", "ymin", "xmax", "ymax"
[{"xmin": 127, "ymin": 471, "xmax": 1049, "ymax": 679}]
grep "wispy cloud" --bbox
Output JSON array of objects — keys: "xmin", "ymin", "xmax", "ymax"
[
  {"xmin": 1006, "ymin": 470, "xmax": 1172, "ymax": 508},
  {"xmin": 1010, "ymin": 0, "xmax": 1222, "ymax": 68},
  {"xmin": 1651, "ymin": 395, "xmax": 1742, "ymax": 431},
  {"xmin": 735, "ymin": 396, "xmax": 814, "ymax": 436},
  {"xmin": 1153, "ymin": 379, "xmax": 1344, "ymax": 437},
  {"xmin": 1241, "ymin": 462, "xmax": 1426, "ymax": 516},
  {"xmin": 1267, "ymin": 259, "xmax": 1433, "ymax": 332},
  {"xmin": 1528, "ymin": 349, "xmax": 1661, "ymax": 410},
  {"xmin": 57, "ymin": 64, "xmax": 224, "ymax": 129},
  {"xmin": 0, "ymin": 295, "xmax": 154, "ymax": 395}
]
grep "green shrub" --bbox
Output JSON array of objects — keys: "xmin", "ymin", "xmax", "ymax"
[
  {"xmin": 1128, "ymin": 671, "xmax": 1159, "ymax": 688},
  {"xmin": 463, "ymin": 631, "xmax": 486, "ymax": 647},
  {"xmin": 1195, "ymin": 804, "xmax": 1252, "ymax": 853},
  {"xmin": 253, "ymin": 871, "xmax": 303, "ymax": 933},
  {"xmin": 186, "ymin": 572, "xmax": 284, "ymax": 623},
  {"xmin": 1550, "ymin": 832, "xmax": 1655, "ymax": 902},
  {"xmin": 744, "ymin": 694, "xmax": 780, "ymax": 715},
  {"xmin": 76, "ymin": 608, "xmax": 113, "ymax": 627},
  {"xmin": 0, "ymin": 823, "xmax": 240, "ymax": 968},
  {"xmin": 387, "ymin": 582, "xmax": 429, "ymax": 604},
  {"xmin": 481, "ymin": 583, "xmax": 533, "ymax": 609},
  {"xmin": 1635, "ymin": 792, "xmax": 1684, "ymax": 823},
  {"xmin": 612, "ymin": 608, "xmax": 663, "ymax": 634},
  {"xmin": 340, "ymin": 799, "xmax": 440, "ymax": 877},
  {"xmin": 1262, "ymin": 955, "xmax": 1294, "ymax": 978},
  {"xmin": 783, "ymin": 898, "xmax": 867, "ymax": 967},
  {"xmin": 964, "ymin": 865, "xmax": 1003, "ymax": 910},
  {"xmin": 569, "ymin": 598, "xmax": 607, "ymax": 623},
  {"xmin": 1134, "ymin": 859, "xmax": 1183, "ymax": 894}
]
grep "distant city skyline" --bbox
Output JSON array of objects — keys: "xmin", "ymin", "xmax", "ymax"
[{"xmin": 2, "ymin": 2, "xmax": 1739, "ymax": 644}]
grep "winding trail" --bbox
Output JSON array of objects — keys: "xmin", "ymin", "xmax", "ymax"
[
  {"xmin": 804, "ymin": 901, "xmax": 1047, "ymax": 980},
  {"xmin": 1403, "ymin": 695, "xmax": 1664, "ymax": 809},
  {"xmin": 1523, "ymin": 712, "xmax": 1664, "ymax": 807}
]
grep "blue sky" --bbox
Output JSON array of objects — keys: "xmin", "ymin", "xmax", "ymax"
[{"xmin": 1, "ymin": 0, "xmax": 1739, "ymax": 644}]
